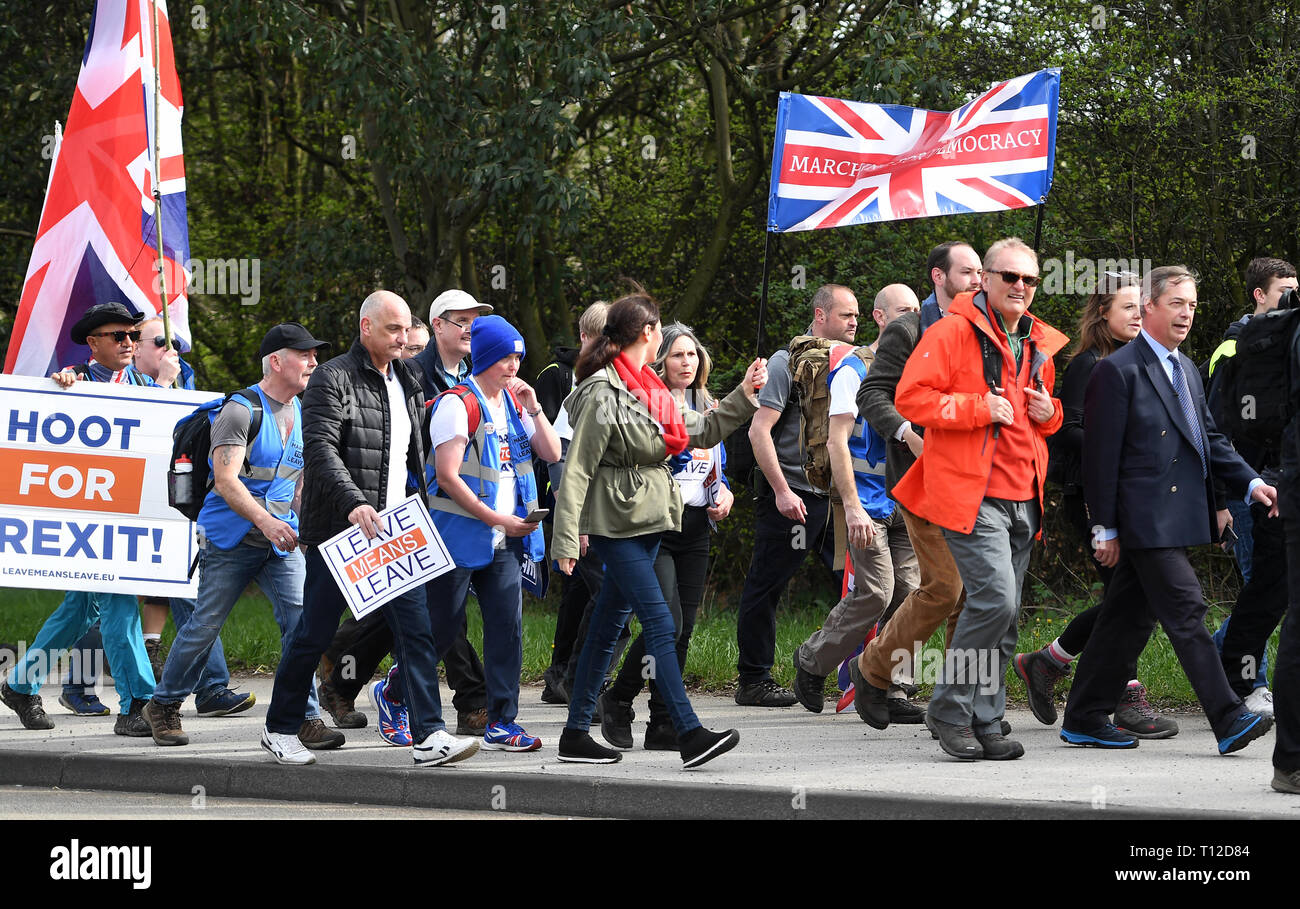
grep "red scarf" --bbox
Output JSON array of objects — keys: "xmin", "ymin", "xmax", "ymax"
[{"xmin": 612, "ymin": 352, "xmax": 689, "ymax": 457}]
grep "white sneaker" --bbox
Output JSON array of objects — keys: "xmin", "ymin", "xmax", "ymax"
[
  {"xmin": 260, "ymin": 727, "xmax": 316, "ymax": 765},
  {"xmin": 1245, "ymin": 687, "xmax": 1275, "ymax": 719},
  {"xmin": 413, "ymin": 729, "xmax": 480, "ymax": 767}
]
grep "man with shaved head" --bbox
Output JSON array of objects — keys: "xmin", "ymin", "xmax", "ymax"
[
  {"xmin": 261, "ymin": 291, "xmax": 479, "ymax": 767},
  {"xmin": 790, "ymin": 283, "xmax": 922, "ymax": 716}
]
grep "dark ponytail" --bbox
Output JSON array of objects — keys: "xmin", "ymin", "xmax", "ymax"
[{"xmin": 575, "ymin": 287, "xmax": 660, "ymax": 382}]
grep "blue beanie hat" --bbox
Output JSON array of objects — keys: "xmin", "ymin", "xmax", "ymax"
[{"xmin": 470, "ymin": 315, "xmax": 526, "ymax": 375}]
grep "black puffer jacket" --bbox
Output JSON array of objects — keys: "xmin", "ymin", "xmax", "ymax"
[{"xmin": 299, "ymin": 340, "xmax": 428, "ymax": 545}]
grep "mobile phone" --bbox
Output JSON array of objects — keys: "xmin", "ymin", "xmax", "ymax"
[
  {"xmin": 1220, "ymin": 524, "xmax": 1238, "ymax": 547},
  {"xmin": 524, "ymin": 508, "xmax": 550, "ymax": 523}
]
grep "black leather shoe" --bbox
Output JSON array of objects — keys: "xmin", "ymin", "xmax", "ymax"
[
  {"xmin": 886, "ymin": 696, "xmax": 926, "ymax": 724},
  {"xmin": 791, "ymin": 652, "xmax": 826, "ymax": 713},
  {"xmin": 734, "ymin": 679, "xmax": 797, "ymax": 708},
  {"xmin": 847, "ymin": 658, "xmax": 890, "ymax": 729}
]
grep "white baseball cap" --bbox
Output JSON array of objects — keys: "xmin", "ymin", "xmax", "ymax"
[{"xmin": 428, "ymin": 289, "xmax": 493, "ymax": 322}]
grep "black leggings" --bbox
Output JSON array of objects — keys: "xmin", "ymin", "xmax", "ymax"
[{"xmin": 609, "ymin": 506, "xmax": 712, "ymax": 725}]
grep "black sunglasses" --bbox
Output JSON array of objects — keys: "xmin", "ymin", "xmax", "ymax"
[
  {"xmin": 149, "ymin": 335, "xmax": 170, "ymax": 348},
  {"xmin": 89, "ymin": 329, "xmax": 142, "ymax": 343},
  {"xmin": 994, "ymin": 270, "xmax": 1041, "ymax": 288}
]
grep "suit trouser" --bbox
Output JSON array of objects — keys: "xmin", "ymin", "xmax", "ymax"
[
  {"xmin": 930, "ymin": 498, "xmax": 1038, "ymax": 734},
  {"xmin": 1221, "ymin": 502, "xmax": 1287, "ymax": 698},
  {"xmin": 735, "ymin": 488, "xmax": 835, "ymax": 686},
  {"xmin": 797, "ymin": 509, "xmax": 918, "ymax": 678},
  {"xmin": 860, "ymin": 506, "xmax": 965, "ymax": 691},
  {"xmin": 1063, "ymin": 546, "xmax": 1244, "ymax": 738},
  {"xmin": 1272, "ymin": 519, "xmax": 1300, "ymax": 771}
]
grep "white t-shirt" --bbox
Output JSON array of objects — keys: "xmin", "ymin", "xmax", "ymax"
[
  {"xmin": 553, "ymin": 403, "xmax": 572, "ymax": 442},
  {"xmin": 676, "ymin": 445, "xmax": 717, "ymax": 507},
  {"xmin": 385, "ymin": 366, "xmax": 411, "ymax": 510},
  {"xmin": 829, "ymin": 359, "xmax": 864, "ymax": 418},
  {"xmin": 428, "ymin": 377, "xmax": 537, "ymax": 548}
]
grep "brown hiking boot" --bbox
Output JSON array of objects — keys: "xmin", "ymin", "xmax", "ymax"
[
  {"xmin": 145, "ymin": 638, "xmax": 164, "ymax": 682},
  {"xmin": 143, "ymin": 699, "xmax": 189, "ymax": 746},
  {"xmin": 298, "ymin": 717, "xmax": 345, "ymax": 750},
  {"xmin": 1, "ymin": 682, "xmax": 54, "ymax": 730},
  {"xmin": 456, "ymin": 707, "xmax": 489, "ymax": 737},
  {"xmin": 318, "ymin": 677, "xmax": 367, "ymax": 729}
]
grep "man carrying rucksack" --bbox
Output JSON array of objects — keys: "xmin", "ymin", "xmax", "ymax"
[
  {"xmin": 791, "ymin": 284, "xmax": 922, "ymax": 716},
  {"xmin": 1208, "ymin": 257, "xmax": 1299, "ymax": 719},
  {"xmin": 734, "ymin": 284, "xmax": 858, "ymax": 707},
  {"xmin": 143, "ymin": 323, "xmax": 339, "ymax": 750}
]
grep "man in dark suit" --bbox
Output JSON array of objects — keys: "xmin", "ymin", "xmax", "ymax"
[{"xmin": 1062, "ymin": 265, "xmax": 1279, "ymax": 754}]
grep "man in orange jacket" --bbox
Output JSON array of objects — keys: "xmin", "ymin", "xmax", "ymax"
[{"xmin": 892, "ymin": 237, "xmax": 1067, "ymax": 761}]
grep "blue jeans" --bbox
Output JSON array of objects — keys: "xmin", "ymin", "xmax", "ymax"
[
  {"xmin": 423, "ymin": 542, "xmax": 524, "ymax": 725},
  {"xmin": 154, "ymin": 542, "xmax": 319, "ymax": 719},
  {"xmin": 267, "ymin": 545, "xmax": 442, "ymax": 739},
  {"xmin": 566, "ymin": 534, "xmax": 701, "ymax": 736},
  {"xmin": 7, "ymin": 591, "xmax": 154, "ymax": 714}
]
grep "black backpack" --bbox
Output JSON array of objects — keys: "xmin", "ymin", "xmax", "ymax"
[
  {"xmin": 1210, "ymin": 296, "xmax": 1300, "ymax": 457},
  {"xmin": 168, "ymin": 388, "xmax": 263, "ymax": 520}
]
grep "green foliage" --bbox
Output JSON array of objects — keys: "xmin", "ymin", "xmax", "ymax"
[{"xmin": 4, "ymin": 0, "xmax": 1300, "ymax": 594}]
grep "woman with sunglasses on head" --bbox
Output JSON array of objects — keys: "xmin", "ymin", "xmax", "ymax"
[
  {"xmin": 1014, "ymin": 271, "xmax": 1177, "ymax": 738},
  {"xmin": 553, "ymin": 290, "xmax": 768, "ymax": 768},
  {"xmin": 596, "ymin": 322, "xmax": 736, "ymax": 751}
]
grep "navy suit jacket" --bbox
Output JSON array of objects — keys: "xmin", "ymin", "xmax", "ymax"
[{"xmin": 1083, "ymin": 336, "xmax": 1256, "ymax": 549}]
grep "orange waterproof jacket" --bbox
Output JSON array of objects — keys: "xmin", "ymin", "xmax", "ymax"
[{"xmin": 892, "ymin": 291, "xmax": 1068, "ymax": 535}]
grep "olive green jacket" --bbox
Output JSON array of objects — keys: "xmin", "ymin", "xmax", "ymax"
[{"xmin": 552, "ymin": 365, "xmax": 757, "ymax": 561}]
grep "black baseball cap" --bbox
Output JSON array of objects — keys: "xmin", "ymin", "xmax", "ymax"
[{"xmin": 259, "ymin": 322, "xmax": 331, "ymax": 359}]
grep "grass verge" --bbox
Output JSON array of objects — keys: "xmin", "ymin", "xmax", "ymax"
[{"xmin": 0, "ymin": 587, "xmax": 1276, "ymax": 707}]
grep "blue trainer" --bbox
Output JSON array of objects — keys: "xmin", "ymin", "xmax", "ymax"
[
  {"xmin": 370, "ymin": 678, "xmax": 411, "ymax": 746},
  {"xmin": 59, "ymin": 691, "xmax": 110, "ymax": 716},
  {"xmin": 195, "ymin": 688, "xmax": 256, "ymax": 717},
  {"xmin": 1059, "ymin": 724, "xmax": 1138, "ymax": 748},
  {"xmin": 482, "ymin": 721, "xmax": 542, "ymax": 752},
  {"xmin": 1217, "ymin": 711, "xmax": 1273, "ymax": 755}
]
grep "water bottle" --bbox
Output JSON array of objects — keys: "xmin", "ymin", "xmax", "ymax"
[{"xmin": 170, "ymin": 455, "xmax": 193, "ymax": 509}]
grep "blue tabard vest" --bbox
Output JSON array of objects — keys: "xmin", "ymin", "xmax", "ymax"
[
  {"xmin": 197, "ymin": 385, "xmax": 304, "ymax": 553},
  {"xmin": 829, "ymin": 354, "xmax": 894, "ymax": 519},
  {"xmin": 426, "ymin": 382, "xmax": 545, "ymax": 569}
]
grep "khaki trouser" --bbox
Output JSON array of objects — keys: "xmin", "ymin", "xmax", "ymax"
[
  {"xmin": 860, "ymin": 505, "xmax": 966, "ymax": 691},
  {"xmin": 796, "ymin": 509, "xmax": 918, "ymax": 677}
]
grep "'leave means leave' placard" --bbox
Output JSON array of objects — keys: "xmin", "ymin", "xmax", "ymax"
[{"xmin": 319, "ymin": 496, "xmax": 454, "ymax": 619}]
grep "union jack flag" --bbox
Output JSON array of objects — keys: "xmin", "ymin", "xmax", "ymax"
[
  {"xmin": 5, "ymin": 0, "xmax": 191, "ymax": 378},
  {"xmin": 767, "ymin": 69, "xmax": 1059, "ymax": 233}
]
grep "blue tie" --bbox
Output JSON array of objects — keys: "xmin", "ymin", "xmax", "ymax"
[{"xmin": 1169, "ymin": 354, "xmax": 1207, "ymax": 478}]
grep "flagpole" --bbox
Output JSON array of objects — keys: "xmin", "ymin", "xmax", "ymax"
[
  {"xmin": 756, "ymin": 231, "xmax": 774, "ymax": 356},
  {"xmin": 1032, "ymin": 198, "xmax": 1046, "ymax": 258},
  {"xmin": 149, "ymin": 0, "xmax": 178, "ymax": 387}
]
